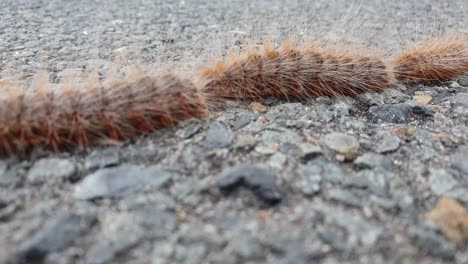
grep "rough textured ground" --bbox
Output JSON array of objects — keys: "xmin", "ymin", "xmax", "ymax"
[{"xmin": 1, "ymin": 0, "xmax": 468, "ymax": 263}]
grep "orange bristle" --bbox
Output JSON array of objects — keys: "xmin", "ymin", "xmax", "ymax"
[
  {"xmin": 201, "ymin": 40, "xmax": 392, "ymax": 101},
  {"xmin": 391, "ymin": 35, "xmax": 468, "ymax": 83},
  {"xmin": 0, "ymin": 72, "xmax": 206, "ymax": 155}
]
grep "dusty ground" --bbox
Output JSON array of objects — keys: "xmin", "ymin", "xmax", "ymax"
[{"xmin": 0, "ymin": 0, "xmax": 468, "ymax": 263}]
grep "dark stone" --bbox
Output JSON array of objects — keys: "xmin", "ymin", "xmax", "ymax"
[
  {"xmin": 217, "ymin": 164, "xmax": 283, "ymax": 204},
  {"xmin": 368, "ymin": 100, "xmax": 433, "ymax": 124},
  {"xmin": 18, "ymin": 213, "xmax": 95, "ymax": 263},
  {"xmin": 458, "ymin": 75, "xmax": 468, "ymax": 87}
]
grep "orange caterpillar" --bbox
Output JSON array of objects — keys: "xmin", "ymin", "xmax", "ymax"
[
  {"xmin": 0, "ymin": 72, "xmax": 206, "ymax": 155},
  {"xmin": 202, "ymin": 35, "xmax": 468, "ymax": 100},
  {"xmin": 391, "ymin": 35, "xmax": 468, "ymax": 83},
  {"xmin": 0, "ymin": 34, "xmax": 467, "ymax": 155},
  {"xmin": 201, "ymin": 41, "xmax": 392, "ymax": 100}
]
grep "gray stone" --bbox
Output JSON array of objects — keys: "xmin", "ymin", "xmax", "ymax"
[
  {"xmin": 307, "ymin": 158, "xmax": 346, "ymax": 184},
  {"xmin": 354, "ymin": 153, "xmax": 394, "ymax": 171},
  {"xmin": 428, "ymin": 169, "xmax": 457, "ymax": 195},
  {"xmin": 178, "ymin": 223, "xmax": 226, "ymax": 249},
  {"xmin": 409, "ymin": 227, "xmax": 455, "ymax": 259},
  {"xmin": 0, "ymin": 239, "xmax": 16, "ymax": 264},
  {"xmin": 446, "ymin": 187, "xmax": 468, "ymax": 204},
  {"xmin": 200, "ymin": 121, "xmax": 234, "ymax": 149},
  {"xmin": 311, "ymin": 200, "xmax": 382, "ymax": 246},
  {"xmin": 175, "ymin": 119, "xmax": 203, "ymax": 139},
  {"xmin": 260, "ymin": 129, "xmax": 302, "ymax": 145},
  {"xmin": 322, "ymin": 132, "xmax": 360, "ymax": 160},
  {"xmin": 86, "ymin": 234, "xmax": 142, "ymax": 264},
  {"xmin": 135, "ymin": 211, "xmax": 177, "ymax": 237},
  {"xmin": 19, "ymin": 213, "xmax": 94, "ymax": 262},
  {"xmin": 299, "ymin": 143, "xmax": 323, "ymax": 161},
  {"xmin": 333, "ymin": 101, "xmax": 352, "ymax": 116},
  {"xmin": 170, "ymin": 179, "xmax": 207, "ymax": 205},
  {"xmin": 254, "ymin": 143, "xmax": 279, "ymax": 155},
  {"xmin": 357, "ymin": 92, "xmax": 385, "ymax": 107},
  {"xmin": 217, "ymin": 164, "xmax": 283, "ymax": 203},
  {"xmin": 382, "ymin": 88, "xmax": 411, "ymax": 104},
  {"xmin": 343, "ymin": 170, "xmax": 388, "ymax": 197},
  {"xmin": 317, "ymin": 108, "xmax": 335, "ymax": 122},
  {"xmin": 230, "ymin": 112, "xmax": 259, "ymax": 130},
  {"xmin": 453, "ymin": 93, "xmax": 468, "ymax": 107},
  {"xmin": 458, "ymin": 75, "xmax": 468, "ymax": 87},
  {"xmin": 317, "ymin": 228, "xmax": 350, "ymax": 252},
  {"xmin": 264, "ymin": 103, "xmax": 303, "ymax": 122},
  {"xmin": 451, "ymin": 148, "xmax": 468, "ymax": 175},
  {"xmin": 74, "ymin": 165, "xmax": 174, "ymax": 200},
  {"xmin": 86, "ymin": 210, "xmax": 176, "ymax": 264},
  {"xmin": 0, "ymin": 201, "xmax": 17, "ymax": 222},
  {"xmin": 27, "ymin": 158, "xmax": 77, "ymax": 184},
  {"xmin": 233, "ymin": 134, "xmax": 258, "ymax": 150},
  {"xmin": 175, "ymin": 244, "xmax": 207, "ymax": 264},
  {"xmin": 376, "ymin": 135, "xmax": 400, "ymax": 153},
  {"xmin": 296, "ymin": 164, "xmax": 322, "ymax": 196},
  {"xmin": 326, "ymin": 189, "xmax": 361, "ymax": 207},
  {"xmin": 227, "ymin": 233, "xmax": 264, "ymax": 260},
  {"xmin": 124, "ymin": 143, "xmax": 160, "ymax": 164},
  {"xmin": 152, "ymin": 241, "xmax": 175, "ymax": 264},
  {"xmin": 0, "ymin": 161, "xmax": 17, "ymax": 186},
  {"xmin": 84, "ymin": 147, "xmax": 120, "ymax": 171},
  {"xmin": 268, "ymin": 152, "xmax": 287, "ymax": 169}
]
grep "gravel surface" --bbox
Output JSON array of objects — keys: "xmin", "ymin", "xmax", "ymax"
[{"xmin": 1, "ymin": 0, "xmax": 468, "ymax": 263}]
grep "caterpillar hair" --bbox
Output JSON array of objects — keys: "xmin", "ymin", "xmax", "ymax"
[
  {"xmin": 200, "ymin": 40, "xmax": 392, "ymax": 101},
  {"xmin": 0, "ymin": 70, "xmax": 206, "ymax": 155},
  {"xmin": 390, "ymin": 34, "xmax": 468, "ymax": 83}
]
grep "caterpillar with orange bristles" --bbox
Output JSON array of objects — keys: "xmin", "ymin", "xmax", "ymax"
[
  {"xmin": 0, "ymin": 70, "xmax": 206, "ymax": 155},
  {"xmin": 390, "ymin": 34, "xmax": 468, "ymax": 83},
  {"xmin": 201, "ymin": 40, "xmax": 392, "ymax": 101},
  {"xmin": 201, "ymin": 34, "xmax": 468, "ymax": 101},
  {"xmin": 0, "ymin": 34, "xmax": 467, "ymax": 156}
]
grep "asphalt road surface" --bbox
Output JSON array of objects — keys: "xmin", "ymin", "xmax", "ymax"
[{"xmin": 0, "ymin": 0, "xmax": 467, "ymax": 263}]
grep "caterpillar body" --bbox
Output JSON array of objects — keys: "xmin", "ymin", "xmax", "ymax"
[{"xmin": 0, "ymin": 34, "xmax": 467, "ymax": 156}]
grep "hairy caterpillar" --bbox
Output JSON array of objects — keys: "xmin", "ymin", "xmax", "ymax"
[
  {"xmin": 201, "ymin": 35, "xmax": 468, "ymax": 101},
  {"xmin": 391, "ymin": 35, "xmax": 468, "ymax": 83},
  {"xmin": 0, "ymin": 34, "xmax": 467, "ymax": 156},
  {"xmin": 201, "ymin": 40, "xmax": 392, "ymax": 100},
  {"xmin": 0, "ymin": 72, "xmax": 206, "ymax": 155}
]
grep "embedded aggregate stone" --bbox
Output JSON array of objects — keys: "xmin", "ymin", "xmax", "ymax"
[
  {"xmin": 409, "ymin": 227, "xmax": 456, "ymax": 259},
  {"xmin": 74, "ymin": 165, "xmax": 174, "ymax": 200},
  {"xmin": 84, "ymin": 147, "xmax": 121, "ymax": 171},
  {"xmin": 376, "ymin": 135, "xmax": 401, "ymax": 153},
  {"xmin": 18, "ymin": 213, "xmax": 95, "ymax": 263},
  {"xmin": 27, "ymin": 158, "xmax": 77, "ymax": 184},
  {"xmin": 322, "ymin": 132, "xmax": 360, "ymax": 160},
  {"xmin": 217, "ymin": 164, "xmax": 283, "ymax": 203},
  {"xmin": 451, "ymin": 148, "xmax": 468, "ymax": 175},
  {"xmin": 368, "ymin": 100, "xmax": 433, "ymax": 124},
  {"xmin": 200, "ymin": 121, "xmax": 234, "ymax": 149}
]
